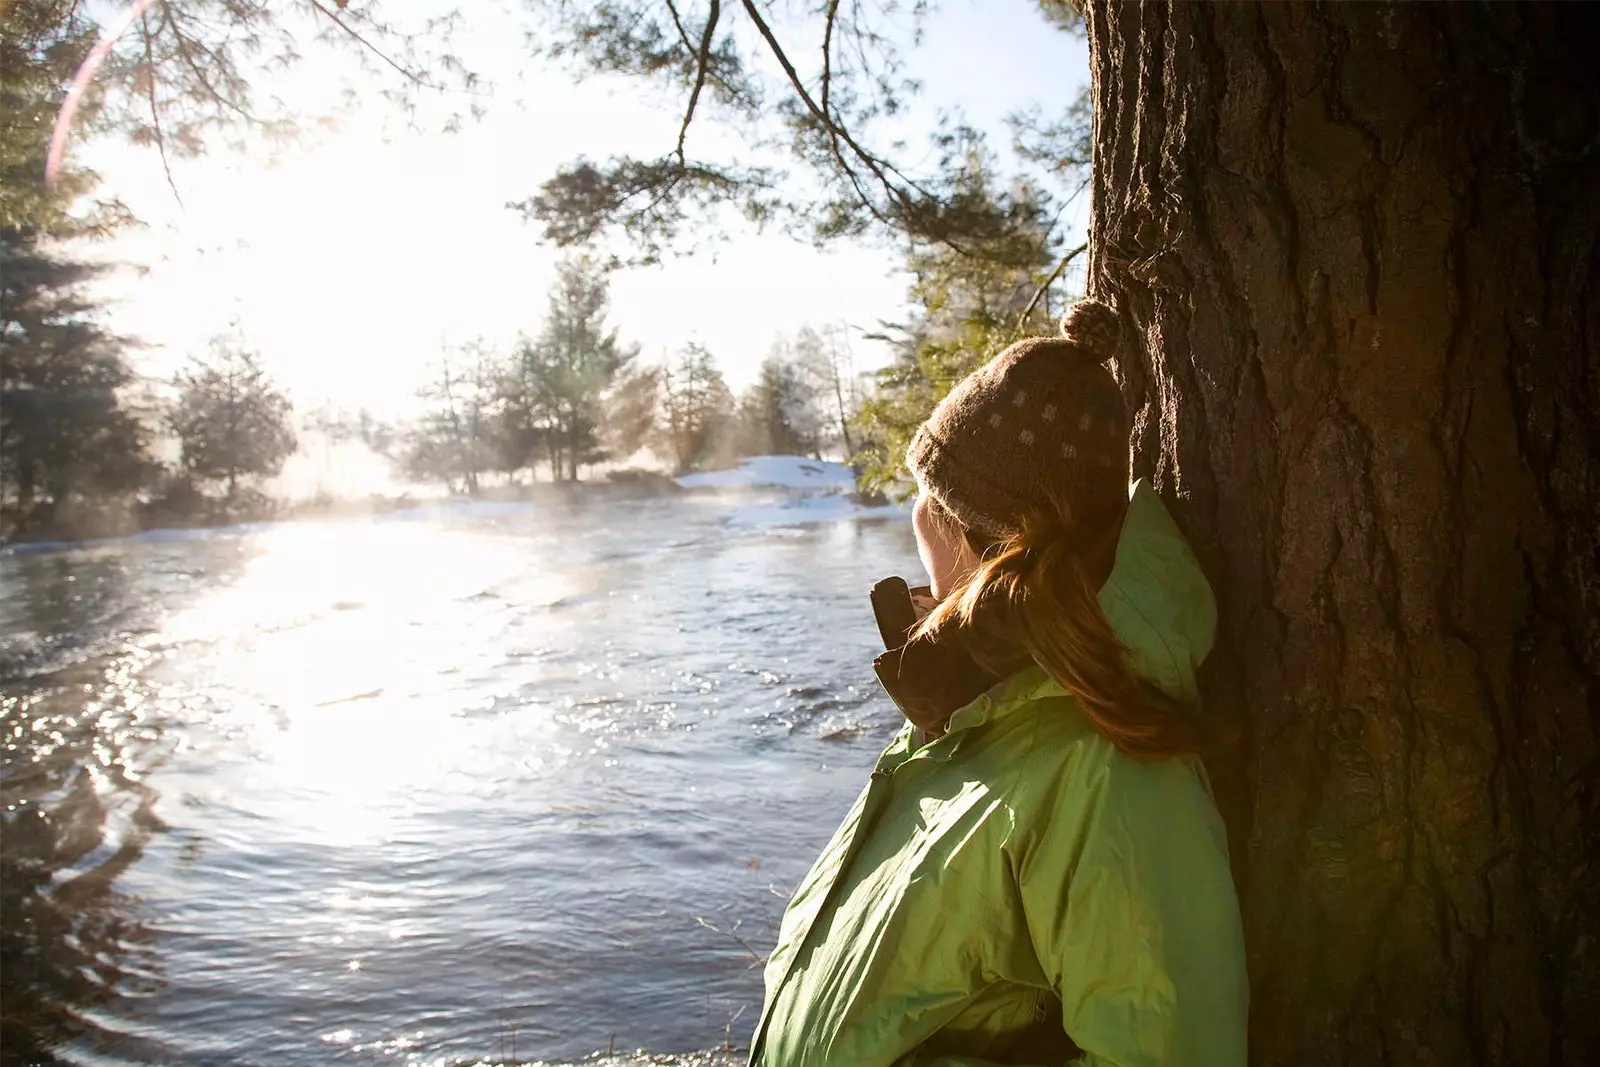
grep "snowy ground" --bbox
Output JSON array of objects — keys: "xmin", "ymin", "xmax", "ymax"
[
  {"xmin": 675, "ymin": 455, "xmax": 858, "ymax": 492},
  {"xmin": 676, "ymin": 456, "xmax": 908, "ymax": 528}
]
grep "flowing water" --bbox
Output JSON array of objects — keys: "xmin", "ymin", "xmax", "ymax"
[{"xmin": 0, "ymin": 492, "xmax": 920, "ymax": 1066}]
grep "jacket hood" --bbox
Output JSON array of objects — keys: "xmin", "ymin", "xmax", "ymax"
[
  {"xmin": 1097, "ymin": 478, "xmax": 1217, "ymax": 705},
  {"xmin": 873, "ymin": 479, "xmax": 1215, "ymax": 735}
]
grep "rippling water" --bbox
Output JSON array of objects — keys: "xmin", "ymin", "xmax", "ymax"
[{"xmin": 0, "ymin": 493, "xmax": 920, "ymax": 1066}]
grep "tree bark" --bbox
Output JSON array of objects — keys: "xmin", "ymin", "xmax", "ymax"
[{"xmin": 1084, "ymin": 2, "xmax": 1599, "ymax": 1063}]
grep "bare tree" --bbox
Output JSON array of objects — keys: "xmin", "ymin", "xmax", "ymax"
[{"xmin": 406, "ymin": 341, "xmax": 495, "ymax": 495}]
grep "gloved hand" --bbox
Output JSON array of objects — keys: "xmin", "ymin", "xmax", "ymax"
[{"xmin": 869, "ymin": 576, "xmax": 998, "ymax": 738}]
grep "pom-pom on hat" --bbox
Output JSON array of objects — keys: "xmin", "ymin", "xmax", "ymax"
[{"xmin": 906, "ymin": 298, "xmax": 1131, "ymax": 542}]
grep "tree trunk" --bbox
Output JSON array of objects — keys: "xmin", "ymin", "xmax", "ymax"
[
  {"xmin": 1084, "ymin": 2, "xmax": 1598, "ymax": 1063},
  {"xmin": 832, "ymin": 371, "xmax": 857, "ymax": 458}
]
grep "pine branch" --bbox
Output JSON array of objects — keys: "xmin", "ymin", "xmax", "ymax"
[
  {"xmin": 662, "ymin": 0, "xmax": 700, "ymax": 56},
  {"xmin": 737, "ymin": 0, "xmax": 915, "ymax": 214},
  {"xmin": 140, "ymin": 12, "xmax": 183, "ymax": 207},
  {"xmin": 304, "ymin": 0, "xmax": 439, "ymax": 90},
  {"xmin": 162, "ymin": 8, "xmax": 257, "ymax": 125},
  {"xmin": 821, "ymin": 0, "xmax": 840, "ymax": 118},
  {"xmin": 676, "ymin": 0, "xmax": 721, "ymax": 165}
]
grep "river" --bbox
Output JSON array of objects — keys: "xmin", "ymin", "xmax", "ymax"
[{"xmin": 0, "ymin": 491, "xmax": 920, "ymax": 1066}]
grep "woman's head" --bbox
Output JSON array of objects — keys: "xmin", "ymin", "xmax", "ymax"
[
  {"xmin": 906, "ymin": 300, "xmax": 1204, "ymax": 758},
  {"xmin": 907, "ymin": 299, "xmax": 1131, "ymax": 550}
]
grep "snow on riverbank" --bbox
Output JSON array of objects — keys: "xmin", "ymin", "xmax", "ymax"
[
  {"xmin": 677, "ymin": 456, "xmax": 908, "ymax": 528},
  {"xmin": 676, "ymin": 455, "xmax": 857, "ymax": 492}
]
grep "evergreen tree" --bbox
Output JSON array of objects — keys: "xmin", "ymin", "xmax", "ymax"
[
  {"xmin": 736, "ymin": 342, "xmax": 819, "ymax": 459},
  {"xmin": 504, "ymin": 256, "xmax": 637, "ymax": 481},
  {"xmin": 601, "ymin": 362, "xmax": 662, "ymax": 465},
  {"xmin": 1, "ymin": 2, "xmax": 152, "ymax": 538},
  {"xmin": 498, "ymin": 334, "xmax": 557, "ymax": 481},
  {"xmin": 169, "ymin": 340, "xmax": 296, "ymax": 501},
  {"xmin": 658, "ymin": 343, "xmax": 733, "ymax": 474},
  {"xmin": 1087, "ymin": 6, "xmax": 1599, "ymax": 1056},
  {"xmin": 1, "ymin": 1, "xmax": 122, "ymax": 238},
  {"xmin": 1, "ymin": 236, "xmax": 152, "ymax": 532}
]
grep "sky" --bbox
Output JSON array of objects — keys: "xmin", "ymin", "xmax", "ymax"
[{"xmin": 75, "ymin": 1, "xmax": 1091, "ymax": 420}]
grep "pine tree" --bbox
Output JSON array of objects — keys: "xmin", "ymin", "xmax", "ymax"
[
  {"xmin": 504, "ymin": 256, "xmax": 637, "ymax": 481},
  {"xmin": 658, "ymin": 343, "xmax": 733, "ymax": 474},
  {"xmin": 1083, "ymin": 4, "xmax": 1599, "ymax": 1057},
  {"xmin": 601, "ymin": 363, "xmax": 663, "ymax": 465},
  {"xmin": 737, "ymin": 342, "xmax": 819, "ymax": 459},
  {"xmin": 169, "ymin": 340, "xmax": 296, "ymax": 502},
  {"xmin": 1, "ymin": 236, "xmax": 153, "ymax": 534},
  {"xmin": 499, "ymin": 334, "xmax": 558, "ymax": 482},
  {"xmin": 1, "ymin": 2, "xmax": 152, "ymax": 539}
]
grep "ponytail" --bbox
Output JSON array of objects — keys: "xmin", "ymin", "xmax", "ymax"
[{"xmin": 915, "ymin": 511, "xmax": 1206, "ymax": 759}]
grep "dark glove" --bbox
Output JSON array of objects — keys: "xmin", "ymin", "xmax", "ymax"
[{"xmin": 870, "ymin": 576, "xmax": 999, "ymax": 737}]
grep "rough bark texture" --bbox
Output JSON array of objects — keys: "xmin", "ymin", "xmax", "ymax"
[{"xmin": 1083, "ymin": 2, "xmax": 1599, "ymax": 1063}]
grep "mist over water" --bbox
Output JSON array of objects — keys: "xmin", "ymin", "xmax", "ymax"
[{"xmin": 0, "ymin": 494, "xmax": 919, "ymax": 1065}]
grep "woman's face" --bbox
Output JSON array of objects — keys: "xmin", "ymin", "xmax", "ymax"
[{"xmin": 912, "ymin": 491, "xmax": 978, "ymax": 600}]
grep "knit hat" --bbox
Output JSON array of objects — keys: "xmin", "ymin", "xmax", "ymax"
[{"xmin": 906, "ymin": 299, "xmax": 1130, "ymax": 542}]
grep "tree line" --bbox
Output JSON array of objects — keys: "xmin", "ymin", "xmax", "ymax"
[{"xmin": 396, "ymin": 255, "xmax": 863, "ymax": 493}]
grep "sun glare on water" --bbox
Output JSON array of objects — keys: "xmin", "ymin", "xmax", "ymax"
[{"xmin": 161, "ymin": 518, "xmax": 567, "ymax": 847}]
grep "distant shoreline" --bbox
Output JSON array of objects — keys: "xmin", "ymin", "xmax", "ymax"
[
  {"xmin": 1, "ymin": 457, "xmax": 899, "ymax": 554},
  {"xmin": 0, "ymin": 471, "xmax": 688, "ymax": 553}
]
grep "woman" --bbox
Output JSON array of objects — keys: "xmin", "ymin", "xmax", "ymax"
[{"xmin": 749, "ymin": 301, "xmax": 1249, "ymax": 1067}]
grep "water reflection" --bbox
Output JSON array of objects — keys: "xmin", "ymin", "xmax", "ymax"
[
  {"xmin": 2, "ymin": 549, "xmax": 192, "ymax": 1063},
  {"xmin": 1, "ymin": 501, "xmax": 920, "ymax": 1064}
]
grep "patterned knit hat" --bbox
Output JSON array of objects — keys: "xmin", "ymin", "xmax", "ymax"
[{"xmin": 906, "ymin": 299, "xmax": 1130, "ymax": 543}]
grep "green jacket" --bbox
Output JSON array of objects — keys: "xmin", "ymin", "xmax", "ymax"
[{"xmin": 750, "ymin": 480, "xmax": 1248, "ymax": 1067}]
